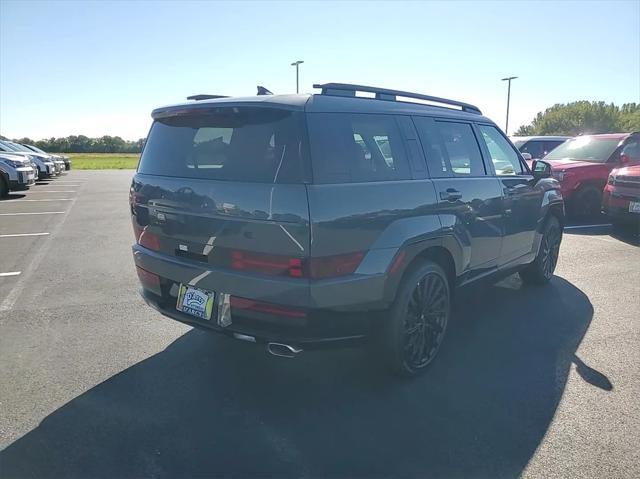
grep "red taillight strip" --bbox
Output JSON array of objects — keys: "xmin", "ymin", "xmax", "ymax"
[
  {"xmin": 137, "ymin": 226, "xmax": 160, "ymax": 251},
  {"xmin": 136, "ymin": 266, "xmax": 160, "ymax": 287},
  {"xmin": 388, "ymin": 250, "xmax": 406, "ymax": 274},
  {"xmin": 230, "ymin": 296, "xmax": 307, "ymax": 318}
]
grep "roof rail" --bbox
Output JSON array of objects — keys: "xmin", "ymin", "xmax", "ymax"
[
  {"xmin": 186, "ymin": 94, "xmax": 229, "ymax": 101},
  {"xmin": 312, "ymin": 83, "xmax": 482, "ymax": 114}
]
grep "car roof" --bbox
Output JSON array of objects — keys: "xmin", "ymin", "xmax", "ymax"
[
  {"xmin": 577, "ymin": 133, "xmax": 635, "ymax": 140},
  {"xmin": 510, "ymin": 136, "xmax": 571, "ymax": 141},
  {"xmin": 152, "ymin": 92, "xmax": 494, "ymax": 123}
]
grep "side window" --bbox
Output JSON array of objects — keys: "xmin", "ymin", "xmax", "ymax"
[
  {"xmin": 542, "ymin": 140, "xmax": 564, "ymax": 157},
  {"xmin": 307, "ymin": 113, "xmax": 411, "ymax": 183},
  {"xmin": 434, "ymin": 121, "xmax": 486, "ymax": 176},
  {"xmin": 477, "ymin": 125, "xmax": 525, "ymax": 176},
  {"xmin": 520, "ymin": 140, "xmax": 544, "ymax": 159},
  {"xmin": 621, "ymin": 139, "xmax": 640, "ymax": 160}
]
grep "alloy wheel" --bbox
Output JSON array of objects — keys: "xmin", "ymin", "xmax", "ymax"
[
  {"xmin": 541, "ymin": 225, "xmax": 561, "ymax": 279},
  {"xmin": 403, "ymin": 272, "xmax": 449, "ymax": 370}
]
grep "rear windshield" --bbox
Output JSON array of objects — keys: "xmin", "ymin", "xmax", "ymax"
[
  {"xmin": 544, "ymin": 136, "xmax": 621, "ymax": 163},
  {"xmin": 138, "ymin": 107, "xmax": 306, "ymax": 183}
]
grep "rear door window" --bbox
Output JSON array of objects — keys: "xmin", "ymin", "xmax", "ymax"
[
  {"xmin": 434, "ymin": 121, "xmax": 486, "ymax": 176},
  {"xmin": 138, "ymin": 107, "xmax": 306, "ymax": 183},
  {"xmin": 307, "ymin": 113, "xmax": 411, "ymax": 183}
]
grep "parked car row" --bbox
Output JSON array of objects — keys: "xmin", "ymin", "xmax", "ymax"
[
  {"xmin": 0, "ymin": 140, "xmax": 71, "ymax": 197},
  {"xmin": 512, "ymin": 133, "xmax": 640, "ymax": 224}
]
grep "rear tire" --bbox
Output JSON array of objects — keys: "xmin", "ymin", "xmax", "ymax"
[
  {"xmin": 520, "ymin": 216, "xmax": 562, "ymax": 285},
  {"xmin": 376, "ymin": 260, "xmax": 451, "ymax": 377}
]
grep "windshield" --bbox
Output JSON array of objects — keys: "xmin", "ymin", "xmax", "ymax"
[
  {"xmin": 0, "ymin": 140, "xmax": 21, "ymax": 151},
  {"xmin": 512, "ymin": 139, "xmax": 526, "ymax": 148},
  {"xmin": 6, "ymin": 142, "xmax": 33, "ymax": 152},
  {"xmin": 138, "ymin": 107, "xmax": 306, "ymax": 183},
  {"xmin": 26, "ymin": 144, "xmax": 47, "ymax": 154},
  {"xmin": 545, "ymin": 136, "xmax": 621, "ymax": 162}
]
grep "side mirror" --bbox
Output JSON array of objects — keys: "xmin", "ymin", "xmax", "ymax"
[
  {"xmin": 521, "ymin": 152, "xmax": 532, "ymax": 161},
  {"xmin": 532, "ymin": 159, "xmax": 552, "ymax": 179}
]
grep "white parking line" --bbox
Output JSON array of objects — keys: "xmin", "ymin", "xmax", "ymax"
[
  {"xmin": 3, "ymin": 199, "xmax": 74, "ymax": 202},
  {"xmin": 0, "ymin": 272, "xmax": 21, "ymax": 277},
  {"xmin": 565, "ymin": 224, "xmax": 612, "ymax": 230},
  {"xmin": 0, "ymin": 233, "xmax": 50, "ymax": 238},
  {"xmin": 26, "ymin": 190, "xmax": 77, "ymax": 193},
  {"xmin": 0, "ymin": 212, "xmax": 66, "ymax": 216}
]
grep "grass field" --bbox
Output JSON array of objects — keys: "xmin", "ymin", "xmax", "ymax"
[{"xmin": 64, "ymin": 153, "xmax": 139, "ymax": 169}]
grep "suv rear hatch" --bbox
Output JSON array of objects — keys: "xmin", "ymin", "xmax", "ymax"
[{"xmin": 131, "ymin": 105, "xmax": 312, "ymax": 299}]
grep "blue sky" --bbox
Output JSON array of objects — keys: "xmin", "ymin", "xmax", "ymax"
[{"xmin": 1, "ymin": 0, "xmax": 638, "ymax": 140}]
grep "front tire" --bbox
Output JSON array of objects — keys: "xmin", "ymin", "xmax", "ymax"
[
  {"xmin": 572, "ymin": 185, "xmax": 602, "ymax": 218},
  {"xmin": 378, "ymin": 260, "xmax": 450, "ymax": 377},
  {"xmin": 520, "ymin": 216, "xmax": 562, "ymax": 285},
  {"xmin": 0, "ymin": 177, "xmax": 8, "ymax": 198}
]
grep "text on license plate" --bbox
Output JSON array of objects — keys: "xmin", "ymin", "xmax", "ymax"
[
  {"xmin": 176, "ymin": 284, "xmax": 215, "ymax": 320},
  {"xmin": 629, "ymin": 201, "xmax": 640, "ymax": 213}
]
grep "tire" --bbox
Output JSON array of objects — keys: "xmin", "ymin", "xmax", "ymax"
[
  {"xmin": 572, "ymin": 185, "xmax": 602, "ymax": 218},
  {"xmin": 520, "ymin": 215, "xmax": 562, "ymax": 285},
  {"xmin": 0, "ymin": 177, "xmax": 8, "ymax": 198},
  {"xmin": 376, "ymin": 260, "xmax": 451, "ymax": 377}
]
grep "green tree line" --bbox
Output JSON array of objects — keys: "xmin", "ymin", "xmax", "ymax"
[
  {"xmin": 0, "ymin": 135, "xmax": 145, "ymax": 153},
  {"xmin": 515, "ymin": 101, "xmax": 640, "ymax": 136}
]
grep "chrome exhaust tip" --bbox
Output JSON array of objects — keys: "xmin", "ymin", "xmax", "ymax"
[{"xmin": 267, "ymin": 342, "xmax": 303, "ymax": 358}]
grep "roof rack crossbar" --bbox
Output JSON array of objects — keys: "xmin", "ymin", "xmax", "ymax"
[
  {"xmin": 312, "ymin": 83, "xmax": 482, "ymax": 114},
  {"xmin": 186, "ymin": 94, "xmax": 230, "ymax": 101}
]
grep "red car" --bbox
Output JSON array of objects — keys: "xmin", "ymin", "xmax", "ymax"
[
  {"xmin": 540, "ymin": 132, "xmax": 640, "ymax": 216},
  {"xmin": 602, "ymin": 164, "xmax": 640, "ymax": 227}
]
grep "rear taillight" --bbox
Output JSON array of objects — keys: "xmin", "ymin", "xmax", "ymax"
[
  {"xmin": 308, "ymin": 252, "xmax": 364, "ymax": 279},
  {"xmin": 230, "ymin": 296, "xmax": 307, "ymax": 318},
  {"xmin": 231, "ymin": 250, "xmax": 303, "ymax": 278},
  {"xmin": 229, "ymin": 250, "xmax": 365, "ymax": 279},
  {"xmin": 135, "ymin": 226, "xmax": 160, "ymax": 251}
]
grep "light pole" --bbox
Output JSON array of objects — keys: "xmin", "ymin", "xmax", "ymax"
[
  {"xmin": 291, "ymin": 60, "xmax": 304, "ymax": 94},
  {"xmin": 501, "ymin": 76, "xmax": 518, "ymax": 135}
]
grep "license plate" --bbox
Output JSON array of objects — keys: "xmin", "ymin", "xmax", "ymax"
[
  {"xmin": 176, "ymin": 284, "xmax": 215, "ymax": 320},
  {"xmin": 629, "ymin": 201, "xmax": 640, "ymax": 214}
]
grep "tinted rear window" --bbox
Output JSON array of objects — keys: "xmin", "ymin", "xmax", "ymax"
[
  {"xmin": 307, "ymin": 113, "xmax": 411, "ymax": 183},
  {"xmin": 138, "ymin": 107, "xmax": 306, "ymax": 183}
]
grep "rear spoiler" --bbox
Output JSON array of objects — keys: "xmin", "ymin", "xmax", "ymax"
[{"xmin": 187, "ymin": 94, "xmax": 229, "ymax": 101}]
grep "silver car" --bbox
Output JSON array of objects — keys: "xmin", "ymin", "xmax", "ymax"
[
  {"xmin": 0, "ymin": 141, "xmax": 56, "ymax": 178},
  {"xmin": 0, "ymin": 153, "xmax": 36, "ymax": 197}
]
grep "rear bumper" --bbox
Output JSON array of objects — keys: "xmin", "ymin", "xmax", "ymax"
[
  {"xmin": 139, "ymin": 287, "xmax": 368, "ymax": 349},
  {"xmin": 132, "ymin": 244, "xmax": 389, "ymax": 310},
  {"xmin": 132, "ymin": 244, "xmax": 390, "ymax": 345}
]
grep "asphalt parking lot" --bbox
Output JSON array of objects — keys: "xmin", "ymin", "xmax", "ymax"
[{"xmin": 0, "ymin": 170, "xmax": 638, "ymax": 478}]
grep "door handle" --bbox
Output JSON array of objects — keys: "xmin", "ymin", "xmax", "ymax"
[{"xmin": 440, "ymin": 188, "xmax": 462, "ymax": 201}]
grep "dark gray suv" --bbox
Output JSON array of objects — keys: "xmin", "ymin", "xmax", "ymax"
[{"xmin": 131, "ymin": 83, "xmax": 564, "ymax": 376}]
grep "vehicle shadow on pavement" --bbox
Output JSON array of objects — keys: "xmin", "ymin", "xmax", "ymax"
[
  {"xmin": 0, "ymin": 276, "xmax": 595, "ymax": 478},
  {"xmin": 565, "ymin": 223, "xmax": 639, "ymax": 247},
  {"xmin": 0, "ymin": 193, "xmax": 26, "ymax": 201}
]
